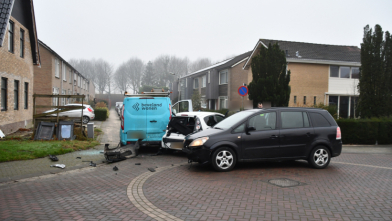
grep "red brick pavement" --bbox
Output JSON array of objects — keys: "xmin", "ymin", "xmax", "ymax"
[{"xmin": 1, "ymin": 152, "xmax": 391, "ymax": 221}]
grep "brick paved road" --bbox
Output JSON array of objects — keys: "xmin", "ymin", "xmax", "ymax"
[{"xmin": 1, "ymin": 151, "xmax": 391, "ymax": 221}]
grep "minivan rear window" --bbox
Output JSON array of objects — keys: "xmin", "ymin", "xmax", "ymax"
[{"xmin": 309, "ymin": 112, "xmax": 330, "ymax": 127}]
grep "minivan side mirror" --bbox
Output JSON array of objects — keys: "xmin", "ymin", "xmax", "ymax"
[
  {"xmin": 172, "ymin": 109, "xmax": 177, "ymax": 116},
  {"xmin": 246, "ymin": 126, "xmax": 256, "ymax": 134}
]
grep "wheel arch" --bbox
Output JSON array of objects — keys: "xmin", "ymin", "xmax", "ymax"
[
  {"xmin": 209, "ymin": 141, "xmax": 240, "ymax": 160},
  {"xmin": 308, "ymin": 140, "xmax": 332, "ymax": 157}
]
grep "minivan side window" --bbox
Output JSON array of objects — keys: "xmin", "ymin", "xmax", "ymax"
[
  {"xmin": 281, "ymin": 111, "xmax": 310, "ymax": 128},
  {"xmin": 309, "ymin": 112, "xmax": 330, "ymax": 127},
  {"xmin": 248, "ymin": 112, "xmax": 276, "ymax": 131}
]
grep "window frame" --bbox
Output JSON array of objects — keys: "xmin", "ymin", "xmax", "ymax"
[
  {"xmin": 202, "ymin": 75, "xmax": 206, "ymax": 88},
  {"xmin": 193, "ymin": 78, "xmax": 199, "ymax": 89},
  {"xmin": 24, "ymin": 82, "xmax": 28, "ymax": 109},
  {"xmin": 14, "ymin": 80, "xmax": 19, "ymax": 110},
  {"xmin": 55, "ymin": 59, "xmax": 60, "ymax": 78},
  {"xmin": 219, "ymin": 71, "xmax": 228, "ymax": 85},
  {"xmin": 1, "ymin": 77, "xmax": 8, "ymax": 111},
  {"xmin": 303, "ymin": 96, "xmax": 306, "ymax": 105},
  {"xmin": 248, "ymin": 111, "xmax": 277, "ymax": 131},
  {"xmin": 280, "ymin": 111, "xmax": 308, "ymax": 129},
  {"xmin": 330, "ymin": 65, "xmax": 361, "ymax": 79},
  {"xmin": 62, "ymin": 64, "xmax": 66, "ymax": 81},
  {"xmin": 20, "ymin": 29, "xmax": 24, "ymax": 58},
  {"xmin": 294, "ymin": 96, "xmax": 297, "ymax": 104},
  {"xmin": 218, "ymin": 96, "xmax": 228, "ymax": 110},
  {"xmin": 8, "ymin": 20, "xmax": 14, "ymax": 53}
]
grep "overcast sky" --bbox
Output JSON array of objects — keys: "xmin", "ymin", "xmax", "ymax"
[{"xmin": 34, "ymin": 0, "xmax": 392, "ymax": 67}]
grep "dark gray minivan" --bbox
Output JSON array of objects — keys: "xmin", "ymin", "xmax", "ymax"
[{"xmin": 183, "ymin": 108, "xmax": 342, "ymax": 172}]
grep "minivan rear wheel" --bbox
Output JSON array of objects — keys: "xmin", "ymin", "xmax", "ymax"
[
  {"xmin": 211, "ymin": 147, "xmax": 236, "ymax": 172},
  {"xmin": 309, "ymin": 146, "xmax": 330, "ymax": 169}
]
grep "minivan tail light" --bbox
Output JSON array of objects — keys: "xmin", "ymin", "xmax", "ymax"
[
  {"xmin": 336, "ymin": 127, "xmax": 341, "ymax": 140},
  {"xmin": 121, "ymin": 105, "xmax": 125, "ymax": 130}
]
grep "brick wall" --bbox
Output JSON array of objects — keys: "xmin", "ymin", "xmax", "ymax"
[
  {"xmin": 287, "ymin": 63, "xmax": 329, "ymax": 107},
  {"xmin": 229, "ymin": 60, "xmax": 253, "ymax": 110},
  {"xmin": 33, "ymin": 45, "xmax": 52, "ymax": 113},
  {"xmin": 0, "ymin": 16, "xmax": 34, "ymax": 134}
]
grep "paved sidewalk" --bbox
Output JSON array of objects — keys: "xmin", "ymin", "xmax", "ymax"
[
  {"xmin": 342, "ymin": 144, "xmax": 392, "ymax": 154},
  {"xmin": 0, "ymin": 109, "xmax": 121, "ymax": 183}
]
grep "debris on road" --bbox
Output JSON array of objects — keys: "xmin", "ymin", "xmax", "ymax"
[
  {"xmin": 48, "ymin": 155, "xmax": 59, "ymax": 161},
  {"xmin": 135, "ymin": 163, "xmax": 141, "ymax": 165},
  {"xmin": 113, "ymin": 166, "xmax": 118, "ymax": 171},
  {"xmin": 76, "ymin": 157, "xmax": 81, "ymax": 159},
  {"xmin": 148, "ymin": 168, "xmax": 156, "ymax": 172},
  {"xmin": 89, "ymin": 161, "xmax": 96, "ymax": 167},
  {"xmin": 104, "ymin": 140, "xmax": 142, "ymax": 163},
  {"xmin": 50, "ymin": 164, "xmax": 65, "ymax": 169},
  {"xmin": 0, "ymin": 129, "xmax": 5, "ymax": 138}
]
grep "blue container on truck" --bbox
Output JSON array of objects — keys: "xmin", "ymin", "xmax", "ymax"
[{"xmin": 120, "ymin": 92, "xmax": 172, "ymax": 146}]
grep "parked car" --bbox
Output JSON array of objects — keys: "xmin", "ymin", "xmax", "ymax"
[
  {"xmin": 183, "ymin": 108, "xmax": 342, "ymax": 172},
  {"xmin": 162, "ymin": 112, "xmax": 225, "ymax": 150},
  {"xmin": 43, "ymin": 104, "xmax": 95, "ymax": 124},
  {"xmin": 115, "ymin": 102, "xmax": 123, "ymax": 115},
  {"xmin": 120, "ymin": 91, "xmax": 192, "ymax": 146}
]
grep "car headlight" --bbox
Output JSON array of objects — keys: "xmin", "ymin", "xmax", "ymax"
[{"xmin": 189, "ymin": 137, "xmax": 209, "ymax": 147}]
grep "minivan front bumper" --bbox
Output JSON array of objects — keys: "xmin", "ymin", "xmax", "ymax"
[{"xmin": 183, "ymin": 146, "xmax": 211, "ymax": 164}]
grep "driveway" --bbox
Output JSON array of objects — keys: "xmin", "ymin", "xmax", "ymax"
[{"xmin": 0, "ymin": 109, "xmax": 391, "ymax": 220}]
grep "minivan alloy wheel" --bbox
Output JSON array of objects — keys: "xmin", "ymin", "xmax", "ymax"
[
  {"xmin": 313, "ymin": 149, "xmax": 329, "ymax": 166},
  {"xmin": 216, "ymin": 150, "xmax": 233, "ymax": 169}
]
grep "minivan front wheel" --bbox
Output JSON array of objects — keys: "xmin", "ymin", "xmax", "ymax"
[
  {"xmin": 211, "ymin": 147, "xmax": 236, "ymax": 172},
  {"xmin": 309, "ymin": 146, "xmax": 330, "ymax": 169},
  {"xmin": 83, "ymin": 116, "xmax": 90, "ymax": 124}
]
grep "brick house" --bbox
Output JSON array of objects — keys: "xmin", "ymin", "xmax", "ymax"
[
  {"xmin": 0, "ymin": 0, "xmax": 40, "ymax": 134},
  {"xmin": 33, "ymin": 40, "xmax": 95, "ymax": 113},
  {"xmin": 243, "ymin": 39, "xmax": 361, "ymax": 118},
  {"xmin": 173, "ymin": 51, "xmax": 252, "ymax": 110}
]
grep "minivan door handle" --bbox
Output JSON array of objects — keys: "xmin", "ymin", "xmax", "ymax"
[
  {"xmin": 306, "ymin": 132, "xmax": 311, "ymax": 137},
  {"xmin": 150, "ymin": 120, "xmax": 157, "ymax": 123},
  {"xmin": 270, "ymin": 135, "xmax": 279, "ymax": 139}
]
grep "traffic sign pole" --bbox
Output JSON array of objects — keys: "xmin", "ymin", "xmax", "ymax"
[{"xmin": 238, "ymin": 86, "xmax": 248, "ymax": 110}]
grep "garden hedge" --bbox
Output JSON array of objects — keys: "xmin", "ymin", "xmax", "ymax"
[
  {"xmin": 336, "ymin": 118, "xmax": 392, "ymax": 144},
  {"xmin": 94, "ymin": 108, "xmax": 108, "ymax": 121}
]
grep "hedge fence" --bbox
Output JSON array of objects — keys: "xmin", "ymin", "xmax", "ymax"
[
  {"xmin": 94, "ymin": 108, "xmax": 108, "ymax": 121},
  {"xmin": 336, "ymin": 118, "xmax": 392, "ymax": 144}
]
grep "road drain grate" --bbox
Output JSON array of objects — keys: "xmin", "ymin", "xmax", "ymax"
[{"xmin": 267, "ymin": 178, "xmax": 306, "ymax": 187}]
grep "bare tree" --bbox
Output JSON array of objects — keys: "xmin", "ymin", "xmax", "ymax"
[
  {"xmin": 125, "ymin": 57, "xmax": 144, "ymax": 94},
  {"xmin": 188, "ymin": 58, "xmax": 212, "ymax": 73},
  {"xmin": 69, "ymin": 59, "xmax": 95, "ymax": 82},
  {"xmin": 94, "ymin": 59, "xmax": 114, "ymax": 94},
  {"xmin": 114, "ymin": 62, "xmax": 131, "ymax": 94}
]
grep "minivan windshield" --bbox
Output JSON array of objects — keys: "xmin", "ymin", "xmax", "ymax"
[{"xmin": 213, "ymin": 111, "xmax": 255, "ymax": 129}]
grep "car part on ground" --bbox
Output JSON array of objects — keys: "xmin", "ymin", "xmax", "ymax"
[
  {"xmin": 50, "ymin": 164, "xmax": 65, "ymax": 169},
  {"xmin": 104, "ymin": 140, "xmax": 143, "ymax": 163}
]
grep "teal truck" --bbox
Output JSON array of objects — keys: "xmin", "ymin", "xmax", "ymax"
[{"xmin": 120, "ymin": 91, "xmax": 192, "ymax": 146}]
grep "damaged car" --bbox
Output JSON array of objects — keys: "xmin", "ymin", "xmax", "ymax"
[{"xmin": 162, "ymin": 112, "xmax": 225, "ymax": 150}]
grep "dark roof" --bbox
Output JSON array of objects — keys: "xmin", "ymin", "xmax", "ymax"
[
  {"xmin": 260, "ymin": 39, "xmax": 360, "ymax": 63},
  {"xmin": 0, "ymin": 0, "xmax": 14, "ymax": 47},
  {"xmin": 38, "ymin": 39, "xmax": 89, "ymax": 81},
  {"xmin": 184, "ymin": 51, "xmax": 252, "ymax": 78}
]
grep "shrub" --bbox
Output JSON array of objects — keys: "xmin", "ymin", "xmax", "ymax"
[
  {"xmin": 336, "ymin": 118, "xmax": 392, "ymax": 144},
  {"xmin": 95, "ymin": 108, "xmax": 108, "ymax": 121},
  {"xmin": 95, "ymin": 102, "xmax": 107, "ymax": 108}
]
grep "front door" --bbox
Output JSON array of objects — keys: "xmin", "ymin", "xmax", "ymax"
[{"xmin": 242, "ymin": 111, "xmax": 280, "ymax": 159}]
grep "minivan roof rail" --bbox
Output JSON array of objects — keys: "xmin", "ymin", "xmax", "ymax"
[{"xmin": 124, "ymin": 91, "xmax": 172, "ymax": 97}]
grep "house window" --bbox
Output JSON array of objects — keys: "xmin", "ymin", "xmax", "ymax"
[
  {"xmin": 52, "ymin": 87, "xmax": 59, "ymax": 106},
  {"xmin": 8, "ymin": 20, "xmax": 14, "ymax": 53},
  {"xmin": 351, "ymin": 67, "xmax": 360, "ymax": 79},
  {"xmin": 69, "ymin": 70, "xmax": 72, "ymax": 83},
  {"xmin": 185, "ymin": 78, "xmax": 187, "ymax": 88},
  {"xmin": 303, "ymin": 96, "xmax": 306, "ymax": 105},
  {"xmin": 202, "ymin": 75, "xmax": 206, "ymax": 87},
  {"xmin": 330, "ymin": 66, "xmax": 339, "ymax": 77},
  {"xmin": 1, "ymin": 78, "xmax": 7, "ymax": 111},
  {"xmin": 314, "ymin": 96, "xmax": 317, "ymax": 105},
  {"xmin": 74, "ymin": 73, "xmax": 77, "ymax": 85},
  {"xmin": 340, "ymin": 67, "xmax": 350, "ymax": 78},
  {"xmin": 194, "ymin": 78, "xmax": 199, "ymax": 89},
  {"xmin": 201, "ymin": 96, "xmax": 207, "ymax": 109},
  {"xmin": 208, "ymin": 72, "xmax": 210, "ymax": 83},
  {"xmin": 62, "ymin": 90, "xmax": 66, "ymax": 105},
  {"xmin": 219, "ymin": 96, "xmax": 228, "ymax": 110},
  {"xmin": 14, "ymin": 80, "xmax": 19, "ymax": 110},
  {"xmin": 330, "ymin": 65, "xmax": 360, "ymax": 79},
  {"xmin": 219, "ymin": 71, "xmax": 228, "ymax": 85},
  {"xmin": 293, "ymin": 96, "xmax": 297, "ymax": 104},
  {"xmin": 20, "ymin": 29, "xmax": 24, "ymax": 58},
  {"xmin": 24, "ymin": 82, "xmax": 28, "ymax": 109},
  {"xmin": 62, "ymin": 64, "xmax": 66, "ymax": 81},
  {"xmin": 55, "ymin": 59, "xmax": 60, "ymax": 78}
]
